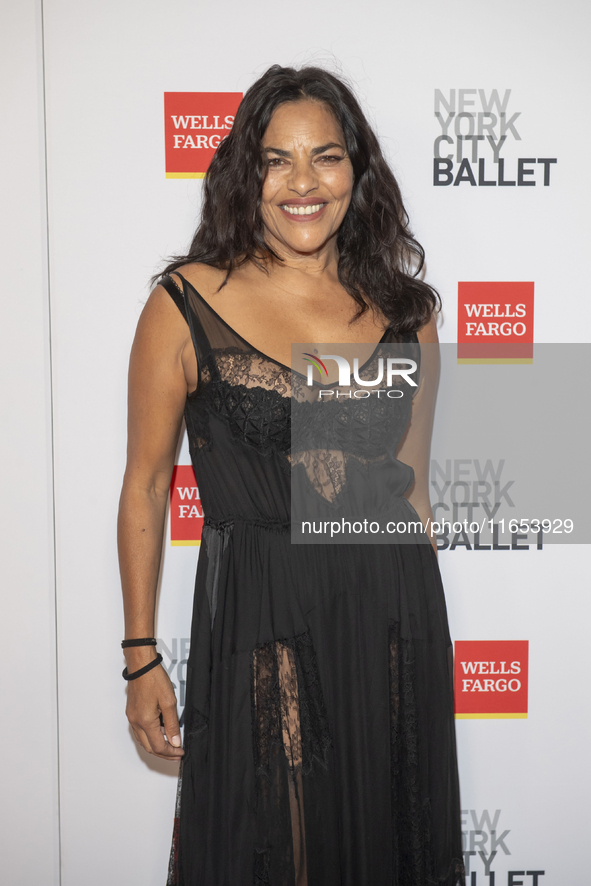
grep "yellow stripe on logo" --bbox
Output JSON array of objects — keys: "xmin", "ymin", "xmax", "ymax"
[
  {"xmin": 166, "ymin": 172, "xmax": 206, "ymax": 179},
  {"xmin": 455, "ymin": 712, "xmax": 528, "ymax": 719}
]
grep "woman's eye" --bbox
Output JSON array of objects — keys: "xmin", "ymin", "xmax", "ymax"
[
  {"xmin": 267, "ymin": 157, "xmax": 285, "ymax": 167},
  {"xmin": 318, "ymin": 155, "xmax": 343, "ymax": 164}
]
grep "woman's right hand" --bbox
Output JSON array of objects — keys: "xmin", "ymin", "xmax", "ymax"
[{"xmin": 125, "ymin": 652, "xmax": 185, "ymax": 761}]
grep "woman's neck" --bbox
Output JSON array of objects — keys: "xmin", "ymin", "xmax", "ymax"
[
  {"xmin": 257, "ymin": 247, "xmax": 340, "ymax": 289},
  {"xmin": 260, "ymin": 228, "xmax": 340, "ymax": 278}
]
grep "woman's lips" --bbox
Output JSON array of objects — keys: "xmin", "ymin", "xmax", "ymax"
[{"xmin": 278, "ymin": 202, "xmax": 328, "ymax": 222}]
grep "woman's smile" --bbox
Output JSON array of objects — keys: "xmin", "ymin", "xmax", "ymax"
[{"xmin": 278, "ymin": 199, "xmax": 328, "ymax": 220}]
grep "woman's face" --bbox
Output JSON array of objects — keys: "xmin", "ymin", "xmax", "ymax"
[{"xmin": 260, "ymin": 100, "xmax": 354, "ymax": 260}]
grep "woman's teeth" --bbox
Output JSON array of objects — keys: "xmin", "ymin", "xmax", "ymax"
[{"xmin": 280, "ymin": 203, "xmax": 325, "ymax": 216}]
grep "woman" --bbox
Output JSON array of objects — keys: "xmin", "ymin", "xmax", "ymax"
[{"xmin": 118, "ymin": 65, "xmax": 464, "ymax": 886}]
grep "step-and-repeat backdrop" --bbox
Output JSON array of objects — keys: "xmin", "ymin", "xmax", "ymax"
[{"xmin": 2, "ymin": 0, "xmax": 590, "ymax": 883}]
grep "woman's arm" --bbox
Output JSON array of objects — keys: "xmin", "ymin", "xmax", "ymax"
[
  {"xmin": 118, "ymin": 284, "xmax": 192, "ymax": 760},
  {"xmin": 396, "ymin": 314, "xmax": 440, "ymax": 552}
]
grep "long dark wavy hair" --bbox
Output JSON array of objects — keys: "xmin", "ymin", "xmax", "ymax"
[{"xmin": 160, "ymin": 64, "xmax": 439, "ymax": 334}]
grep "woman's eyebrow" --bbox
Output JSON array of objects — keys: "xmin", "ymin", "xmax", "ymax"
[
  {"xmin": 310, "ymin": 142, "xmax": 345, "ymax": 155},
  {"xmin": 263, "ymin": 142, "xmax": 345, "ymax": 157},
  {"xmin": 263, "ymin": 146, "xmax": 291, "ymax": 157}
]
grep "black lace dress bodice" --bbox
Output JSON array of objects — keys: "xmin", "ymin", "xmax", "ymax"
[{"xmin": 161, "ymin": 273, "xmax": 464, "ymax": 886}]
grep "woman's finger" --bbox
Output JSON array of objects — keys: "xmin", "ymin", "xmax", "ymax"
[
  {"xmin": 160, "ymin": 698, "xmax": 183, "ymax": 749},
  {"xmin": 143, "ymin": 717, "xmax": 184, "ymax": 758}
]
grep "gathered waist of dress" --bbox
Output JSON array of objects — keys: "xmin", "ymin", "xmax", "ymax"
[{"xmin": 204, "ymin": 515, "xmax": 291, "ymax": 533}]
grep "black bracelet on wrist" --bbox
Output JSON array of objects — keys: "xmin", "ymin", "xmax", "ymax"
[
  {"xmin": 121, "ymin": 638, "xmax": 157, "ymax": 648},
  {"xmin": 122, "ymin": 653, "xmax": 163, "ymax": 681}
]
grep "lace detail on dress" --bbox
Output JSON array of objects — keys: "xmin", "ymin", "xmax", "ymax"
[
  {"xmin": 291, "ymin": 389, "xmax": 408, "ymax": 459},
  {"xmin": 185, "ymin": 358, "xmax": 213, "ymax": 451},
  {"xmin": 253, "ymin": 848, "xmax": 272, "ymax": 886},
  {"xmin": 290, "ymin": 448, "xmax": 395, "ymax": 504},
  {"xmin": 251, "ymin": 632, "xmax": 331, "ymax": 779},
  {"xmin": 166, "ymin": 760, "xmax": 183, "ymax": 886},
  {"xmin": 184, "ymin": 707, "xmax": 209, "ymax": 742},
  {"xmin": 448, "ymin": 858, "xmax": 467, "ymax": 886},
  {"xmin": 388, "ymin": 622, "xmax": 466, "ymax": 884},
  {"xmin": 185, "ymin": 348, "xmax": 292, "ymax": 460},
  {"xmin": 251, "ymin": 632, "xmax": 331, "ymax": 886},
  {"xmin": 210, "ymin": 381, "xmax": 291, "ymax": 454},
  {"xmin": 290, "ymin": 343, "xmax": 417, "ymax": 506},
  {"xmin": 165, "ymin": 709, "xmax": 210, "ymax": 886},
  {"xmin": 389, "ymin": 620, "xmax": 435, "ymax": 885},
  {"xmin": 215, "ymin": 348, "xmax": 291, "ymax": 395}
]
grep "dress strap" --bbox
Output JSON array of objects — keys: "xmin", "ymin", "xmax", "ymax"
[
  {"xmin": 160, "ymin": 273, "xmax": 188, "ymax": 323},
  {"xmin": 161, "ymin": 272, "xmax": 207, "ymax": 391}
]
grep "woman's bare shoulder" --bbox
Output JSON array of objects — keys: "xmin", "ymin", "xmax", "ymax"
[
  {"xmin": 169, "ymin": 262, "xmax": 229, "ymax": 302},
  {"xmin": 136, "ymin": 281, "xmax": 190, "ymax": 355},
  {"xmin": 416, "ymin": 311, "xmax": 439, "ymax": 344}
]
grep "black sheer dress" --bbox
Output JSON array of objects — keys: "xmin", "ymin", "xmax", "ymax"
[{"xmin": 160, "ymin": 272, "xmax": 464, "ymax": 886}]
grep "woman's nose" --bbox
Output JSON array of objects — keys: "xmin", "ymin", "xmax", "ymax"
[{"xmin": 288, "ymin": 158, "xmax": 318, "ymax": 195}]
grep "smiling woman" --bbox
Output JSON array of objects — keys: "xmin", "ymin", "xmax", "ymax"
[{"xmin": 118, "ymin": 64, "xmax": 465, "ymax": 886}]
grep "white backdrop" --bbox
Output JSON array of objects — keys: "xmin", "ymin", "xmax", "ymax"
[{"xmin": 2, "ymin": 0, "xmax": 590, "ymax": 883}]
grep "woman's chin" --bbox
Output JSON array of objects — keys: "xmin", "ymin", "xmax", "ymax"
[{"xmin": 268, "ymin": 231, "xmax": 338, "ymax": 261}]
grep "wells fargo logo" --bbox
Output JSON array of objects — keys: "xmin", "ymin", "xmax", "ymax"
[
  {"xmin": 164, "ymin": 92, "xmax": 242, "ymax": 178},
  {"xmin": 455, "ymin": 640, "xmax": 529, "ymax": 719},
  {"xmin": 170, "ymin": 465, "xmax": 203, "ymax": 545},
  {"xmin": 457, "ymin": 282, "xmax": 534, "ymax": 363}
]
